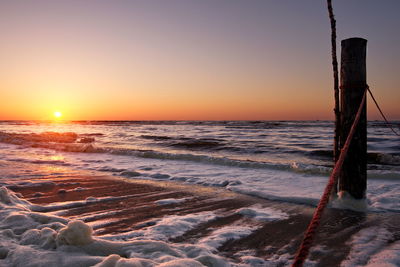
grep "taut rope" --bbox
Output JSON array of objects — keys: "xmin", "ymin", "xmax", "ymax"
[{"xmin": 291, "ymin": 88, "xmax": 367, "ymax": 267}]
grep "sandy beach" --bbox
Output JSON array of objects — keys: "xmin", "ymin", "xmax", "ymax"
[{"xmin": 3, "ymin": 170, "xmax": 399, "ymax": 266}]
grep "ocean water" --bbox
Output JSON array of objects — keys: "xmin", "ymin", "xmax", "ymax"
[
  {"xmin": 0, "ymin": 120, "xmax": 399, "ymax": 210},
  {"xmin": 1, "ymin": 120, "xmax": 400, "ymax": 267}
]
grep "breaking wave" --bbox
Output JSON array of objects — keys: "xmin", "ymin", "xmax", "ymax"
[
  {"xmin": 1, "ymin": 130, "xmax": 398, "ymax": 178},
  {"xmin": 367, "ymin": 152, "xmax": 400, "ymax": 166},
  {"xmin": 140, "ymin": 135, "xmax": 225, "ymax": 149},
  {"xmin": 308, "ymin": 149, "xmax": 400, "ymax": 166}
]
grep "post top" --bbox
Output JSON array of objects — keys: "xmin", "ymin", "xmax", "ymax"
[{"xmin": 341, "ymin": 37, "xmax": 367, "ymax": 44}]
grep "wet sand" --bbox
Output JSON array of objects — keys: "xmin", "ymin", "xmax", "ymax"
[{"xmin": 8, "ymin": 174, "xmax": 400, "ymax": 266}]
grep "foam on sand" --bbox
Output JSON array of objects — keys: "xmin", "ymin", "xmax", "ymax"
[
  {"xmin": 365, "ymin": 241, "xmax": 400, "ymax": 267},
  {"xmin": 102, "ymin": 211, "xmax": 217, "ymax": 241},
  {"xmin": 1, "ymin": 186, "xmax": 267, "ymax": 266},
  {"xmin": 236, "ymin": 205, "xmax": 288, "ymax": 221},
  {"xmin": 198, "ymin": 226, "xmax": 256, "ymax": 251},
  {"xmin": 57, "ymin": 220, "xmax": 94, "ymax": 246},
  {"xmin": 341, "ymin": 226, "xmax": 400, "ymax": 267},
  {"xmin": 331, "ymin": 191, "xmax": 368, "ymax": 212},
  {"xmin": 154, "ymin": 198, "xmax": 189, "ymax": 206},
  {"xmin": 1, "ymin": 175, "xmax": 399, "ymax": 267}
]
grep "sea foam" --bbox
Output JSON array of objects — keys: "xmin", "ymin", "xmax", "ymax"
[{"xmin": 0, "ymin": 186, "xmax": 259, "ymax": 266}]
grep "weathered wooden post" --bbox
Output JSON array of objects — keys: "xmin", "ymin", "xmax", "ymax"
[{"xmin": 338, "ymin": 37, "xmax": 367, "ymax": 199}]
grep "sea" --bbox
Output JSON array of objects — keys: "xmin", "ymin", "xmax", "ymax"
[
  {"xmin": 0, "ymin": 120, "xmax": 400, "ymax": 266},
  {"xmin": 0, "ymin": 120, "xmax": 399, "ymax": 211}
]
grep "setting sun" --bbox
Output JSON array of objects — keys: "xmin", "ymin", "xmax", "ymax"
[{"xmin": 54, "ymin": 111, "xmax": 62, "ymax": 118}]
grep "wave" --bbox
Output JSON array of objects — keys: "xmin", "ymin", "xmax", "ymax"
[
  {"xmin": 0, "ymin": 131, "xmax": 99, "ymax": 144},
  {"xmin": 140, "ymin": 135, "xmax": 173, "ymax": 141},
  {"xmin": 0, "ymin": 131, "xmax": 79, "ymax": 143},
  {"xmin": 369, "ymin": 121, "xmax": 400, "ymax": 128},
  {"xmin": 81, "ymin": 133, "xmax": 104, "ymax": 136},
  {"xmin": 0, "ymin": 131, "xmax": 330, "ymax": 175},
  {"xmin": 140, "ymin": 135, "xmax": 225, "ymax": 150},
  {"xmin": 0, "ymin": 131, "xmax": 100, "ymax": 153},
  {"xmin": 368, "ymin": 137, "xmax": 390, "ymax": 142},
  {"xmin": 93, "ymin": 149, "xmax": 397, "ymax": 180},
  {"xmin": 1, "ymin": 131, "xmax": 398, "ymax": 177},
  {"xmin": 308, "ymin": 149, "xmax": 400, "ymax": 166},
  {"xmin": 3, "ymin": 120, "xmax": 398, "ymax": 129},
  {"xmin": 368, "ymin": 152, "xmax": 400, "ymax": 166},
  {"xmin": 169, "ymin": 139, "xmax": 224, "ymax": 149},
  {"xmin": 96, "ymin": 150, "xmax": 396, "ymax": 181},
  {"xmin": 98, "ymin": 148, "xmax": 330, "ymax": 176},
  {"xmin": 6, "ymin": 157, "xmax": 71, "ymax": 166}
]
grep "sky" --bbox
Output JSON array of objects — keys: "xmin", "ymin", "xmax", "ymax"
[{"xmin": 0, "ymin": 0, "xmax": 399, "ymax": 121}]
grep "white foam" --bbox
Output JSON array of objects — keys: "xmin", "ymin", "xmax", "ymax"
[
  {"xmin": 331, "ymin": 191, "xmax": 368, "ymax": 212},
  {"xmin": 236, "ymin": 205, "xmax": 288, "ymax": 221},
  {"xmin": 365, "ymin": 241, "xmax": 400, "ymax": 267},
  {"xmin": 198, "ymin": 225, "xmax": 256, "ymax": 251},
  {"xmin": 155, "ymin": 198, "xmax": 189, "ymax": 206},
  {"xmin": 341, "ymin": 226, "xmax": 394, "ymax": 267},
  {"xmin": 34, "ymin": 194, "xmax": 151, "ymax": 213},
  {"xmin": 93, "ymin": 254, "xmax": 154, "ymax": 267},
  {"xmin": 0, "ymin": 187, "xmax": 245, "ymax": 266},
  {"xmin": 56, "ymin": 220, "xmax": 94, "ymax": 246},
  {"xmin": 239, "ymin": 255, "xmax": 269, "ymax": 266},
  {"xmin": 3, "ymin": 185, "xmax": 300, "ymax": 266},
  {"xmin": 104, "ymin": 211, "xmax": 216, "ymax": 241},
  {"xmin": 367, "ymin": 183, "xmax": 400, "ymax": 212},
  {"xmin": 73, "ymin": 186, "xmax": 87, "ymax": 192},
  {"xmin": 0, "ymin": 186, "xmax": 31, "ymax": 208}
]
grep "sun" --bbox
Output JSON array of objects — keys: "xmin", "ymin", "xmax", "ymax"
[{"xmin": 54, "ymin": 111, "xmax": 62, "ymax": 118}]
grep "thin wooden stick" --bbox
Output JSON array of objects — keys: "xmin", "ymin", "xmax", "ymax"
[{"xmin": 327, "ymin": 0, "xmax": 340, "ymax": 195}]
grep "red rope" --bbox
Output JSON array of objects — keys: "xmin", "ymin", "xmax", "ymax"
[
  {"xmin": 367, "ymin": 86, "xmax": 400, "ymax": 136},
  {"xmin": 291, "ymin": 88, "xmax": 367, "ymax": 267}
]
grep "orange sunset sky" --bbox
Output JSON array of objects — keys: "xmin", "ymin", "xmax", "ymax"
[{"xmin": 0, "ymin": 1, "xmax": 399, "ymax": 121}]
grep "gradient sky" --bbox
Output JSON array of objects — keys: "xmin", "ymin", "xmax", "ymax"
[{"xmin": 0, "ymin": 0, "xmax": 399, "ymax": 120}]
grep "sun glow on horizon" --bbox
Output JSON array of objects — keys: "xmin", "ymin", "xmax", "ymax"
[
  {"xmin": 0, "ymin": 2, "xmax": 399, "ymax": 121},
  {"xmin": 54, "ymin": 111, "xmax": 62, "ymax": 119}
]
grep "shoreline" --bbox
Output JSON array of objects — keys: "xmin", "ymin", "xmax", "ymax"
[{"xmin": 5, "ymin": 172, "xmax": 399, "ymax": 266}]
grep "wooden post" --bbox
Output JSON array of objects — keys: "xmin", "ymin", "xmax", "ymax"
[{"xmin": 338, "ymin": 37, "xmax": 367, "ymax": 199}]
